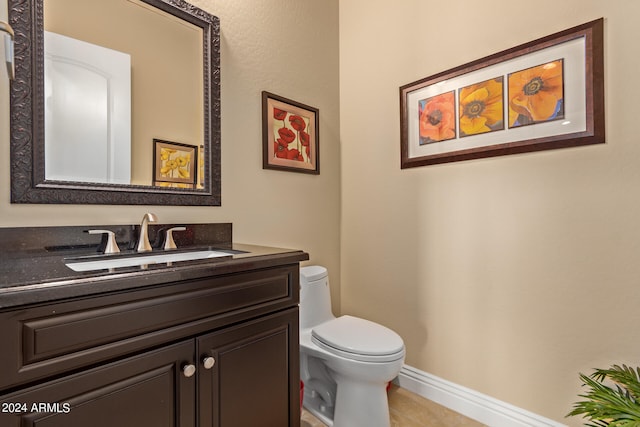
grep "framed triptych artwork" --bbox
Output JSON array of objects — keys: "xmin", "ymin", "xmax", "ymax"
[{"xmin": 400, "ymin": 18, "xmax": 604, "ymax": 168}]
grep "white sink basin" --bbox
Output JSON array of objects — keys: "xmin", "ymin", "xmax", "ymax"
[{"xmin": 65, "ymin": 250, "xmax": 236, "ymax": 272}]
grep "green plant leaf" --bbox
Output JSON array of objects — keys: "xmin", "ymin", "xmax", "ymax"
[{"xmin": 568, "ymin": 365, "xmax": 640, "ymax": 426}]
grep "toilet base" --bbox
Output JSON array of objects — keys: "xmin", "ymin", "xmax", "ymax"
[
  {"xmin": 304, "ymin": 378, "xmax": 391, "ymax": 427},
  {"xmin": 333, "ymin": 377, "xmax": 391, "ymax": 427},
  {"xmin": 303, "ymin": 390, "xmax": 335, "ymax": 426}
]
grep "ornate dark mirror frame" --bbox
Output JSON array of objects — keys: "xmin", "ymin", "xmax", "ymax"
[{"xmin": 8, "ymin": 0, "xmax": 221, "ymax": 205}]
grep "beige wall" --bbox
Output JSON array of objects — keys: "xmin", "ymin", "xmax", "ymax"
[
  {"xmin": 340, "ymin": 0, "xmax": 640, "ymax": 425},
  {"xmin": 0, "ymin": 0, "xmax": 341, "ymax": 302},
  {"xmin": 4, "ymin": 0, "xmax": 639, "ymax": 424}
]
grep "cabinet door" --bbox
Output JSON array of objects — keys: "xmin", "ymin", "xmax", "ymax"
[
  {"xmin": 197, "ymin": 308, "xmax": 300, "ymax": 427},
  {"xmin": 0, "ymin": 341, "xmax": 195, "ymax": 427}
]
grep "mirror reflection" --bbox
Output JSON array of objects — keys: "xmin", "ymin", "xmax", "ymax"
[{"xmin": 44, "ymin": 0, "xmax": 204, "ymax": 188}]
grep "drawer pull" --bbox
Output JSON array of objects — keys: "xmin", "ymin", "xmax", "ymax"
[
  {"xmin": 203, "ymin": 356, "xmax": 216, "ymax": 369},
  {"xmin": 182, "ymin": 364, "xmax": 196, "ymax": 377}
]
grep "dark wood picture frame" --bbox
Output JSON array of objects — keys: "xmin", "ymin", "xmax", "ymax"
[
  {"xmin": 262, "ymin": 91, "xmax": 320, "ymax": 174},
  {"xmin": 8, "ymin": 0, "xmax": 221, "ymax": 205},
  {"xmin": 400, "ymin": 18, "xmax": 604, "ymax": 168}
]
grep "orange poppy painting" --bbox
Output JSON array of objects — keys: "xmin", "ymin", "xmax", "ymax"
[
  {"xmin": 508, "ymin": 59, "xmax": 564, "ymax": 128},
  {"xmin": 418, "ymin": 91, "xmax": 456, "ymax": 144}
]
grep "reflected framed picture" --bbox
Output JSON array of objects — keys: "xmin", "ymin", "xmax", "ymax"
[
  {"xmin": 400, "ymin": 18, "xmax": 604, "ymax": 168},
  {"xmin": 262, "ymin": 91, "xmax": 320, "ymax": 174},
  {"xmin": 153, "ymin": 139, "xmax": 198, "ymax": 188}
]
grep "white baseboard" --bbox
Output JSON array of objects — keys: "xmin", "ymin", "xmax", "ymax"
[{"xmin": 395, "ymin": 365, "xmax": 567, "ymax": 427}]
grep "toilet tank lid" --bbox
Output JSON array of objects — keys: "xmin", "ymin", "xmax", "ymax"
[{"xmin": 300, "ymin": 265, "xmax": 328, "ymax": 282}]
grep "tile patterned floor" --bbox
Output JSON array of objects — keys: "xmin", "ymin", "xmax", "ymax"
[{"xmin": 301, "ymin": 384, "xmax": 487, "ymax": 427}]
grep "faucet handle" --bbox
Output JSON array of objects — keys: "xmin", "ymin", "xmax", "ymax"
[
  {"xmin": 164, "ymin": 226, "xmax": 187, "ymax": 250},
  {"xmin": 87, "ymin": 229, "xmax": 121, "ymax": 254}
]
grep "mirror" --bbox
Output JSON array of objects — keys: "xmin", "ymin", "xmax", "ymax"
[{"xmin": 8, "ymin": 0, "xmax": 221, "ymax": 205}]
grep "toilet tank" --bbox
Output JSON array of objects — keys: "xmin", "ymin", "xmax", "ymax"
[{"xmin": 300, "ymin": 266, "xmax": 335, "ymax": 330}]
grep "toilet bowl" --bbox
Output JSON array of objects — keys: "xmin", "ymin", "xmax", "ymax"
[{"xmin": 299, "ymin": 266, "xmax": 405, "ymax": 427}]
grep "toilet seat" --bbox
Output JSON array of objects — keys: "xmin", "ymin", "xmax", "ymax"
[{"xmin": 311, "ymin": 315, "xmax": 405, "ymax": 363}]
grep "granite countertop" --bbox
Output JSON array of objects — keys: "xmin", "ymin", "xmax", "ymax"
[{"xmin": 0, "ymin": 224, "xmax": 309, "ymax": 309}]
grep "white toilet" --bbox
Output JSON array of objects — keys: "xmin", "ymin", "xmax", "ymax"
[{"xmin": 299, "ymin": 266, "xmax": 405, "ymax": 427}]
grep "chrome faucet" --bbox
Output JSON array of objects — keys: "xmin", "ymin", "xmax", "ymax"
[{"xmin": 136, "ymin": 213, "xmax": 158, "ymax": 252}]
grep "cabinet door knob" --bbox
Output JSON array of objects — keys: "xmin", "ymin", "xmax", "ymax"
[
  {"xmin": 202, "ymin": 356, "xmax": 216, "ymax": 369},
  {"xmin": 183, "ymin": 364, "xmax": 196, "ymax": 377}
]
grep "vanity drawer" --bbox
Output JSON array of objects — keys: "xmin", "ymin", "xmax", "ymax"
[{"xmin": 0, "ymin": 265, "xmax": 299, "ymax": 391}]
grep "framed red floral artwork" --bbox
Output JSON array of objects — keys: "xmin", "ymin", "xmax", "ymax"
[
  {"xmin": 400, "ymin": 18, "xmax": 604, "ymax": 168},
  {"xmin": 262, "ymin": 91, "xmax": 319, "ymax": 174}
]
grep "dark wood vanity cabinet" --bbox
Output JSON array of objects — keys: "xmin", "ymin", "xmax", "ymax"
[
  {"xmin": 0, "ymin": 340, "xmax": 196, "ymax": 427},
  {"xmin": 0, "ymin": 263, "xmax": 302, "ymax": 427},
  {"xmin": 198, "ymin": 309, "xmax": 298, "ymax": 427}
]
